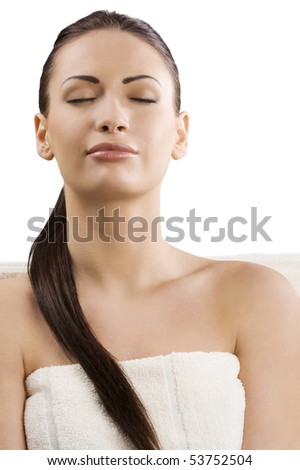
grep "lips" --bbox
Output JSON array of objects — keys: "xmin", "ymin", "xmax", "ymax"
[{"xmin": 86, "ymin": 142, "xmax": 138, "ymax": 162}]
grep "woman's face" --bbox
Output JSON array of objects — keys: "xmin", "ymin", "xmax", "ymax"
[{"xmin": 35, "ymin": 29, "xmax": 188, "ymax": 202}]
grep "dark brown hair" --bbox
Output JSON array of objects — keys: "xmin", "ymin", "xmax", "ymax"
[
  {"xmin": 39, "ymin": 10, "xmax": 181, "ymax": 117},
  {"xmin": 28, "ymin": 10, "xmax": 181, "ymax": 450}
]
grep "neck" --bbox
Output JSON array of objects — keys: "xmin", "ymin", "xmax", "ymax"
[{"xmin": 64, "ymin": 186, "xmax": 180, "ymax": 296}]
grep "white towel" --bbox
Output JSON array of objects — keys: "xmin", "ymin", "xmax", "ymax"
[{"xmin": 24, "ymin": 351, "xmax": 245, "ymax": 450}]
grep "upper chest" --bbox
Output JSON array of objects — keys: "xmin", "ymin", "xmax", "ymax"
[{"xmin": 23, "ymin": 262, "xmax": 236, "ymax": 376}]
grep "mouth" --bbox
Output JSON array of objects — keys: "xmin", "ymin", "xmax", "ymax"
[{"xmin": 87, "ymin": 142, "xmax": 138, "ymax": 161}]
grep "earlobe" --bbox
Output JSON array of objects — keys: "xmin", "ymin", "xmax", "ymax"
[
  {"xmin": 171, "ymin": 112, "xmax": 189, "ymax": 160},
  {"xmin": 34, "ymin": 113, "xmax": 54, "ymax": 161}
]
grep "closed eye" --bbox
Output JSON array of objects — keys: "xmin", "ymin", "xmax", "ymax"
[
  {"xmin": 130, "ymin": 98, "xmax": 157, "ymax": 104},
  {"xmin": 67, "ymin": 98, "xmax": 96, "ymax": 104}
]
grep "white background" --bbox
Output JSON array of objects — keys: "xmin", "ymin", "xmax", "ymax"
[{"xmin": 0, "ymin": 0, "xmax": 299, "ymax": 261}]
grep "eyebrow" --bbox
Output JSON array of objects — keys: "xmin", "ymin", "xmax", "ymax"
[
  {"xmin": 122, "ymin": 75, "xmax": 161, "ymax": 86},
  {"xmin": 61, "ymin": 74, "xmax": 161, "ymax": 87},
  {"xmin": 61, "ymin": 75, "xmax": 100, "ymax": 87}
]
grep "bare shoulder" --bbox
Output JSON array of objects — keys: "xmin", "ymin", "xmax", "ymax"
[
  {"xmin": 216, "ymin": 259, "xmax": 300, "ymax": 327},
  {"xmin": 0, "ymin": 272, "xmax": 33, "ymax": 294},
  {"xmin": 0, "ymin": 273, "xmax": 34, "ymax": 324},
  {"xmin": 0, "ymin": 273, "xmax": 38, "ymax": 330},
  {"xmin": 0, "ymin": 274, "xmax": 50, "ymax": 373},
  {"xmin": 212, "ymin": 259, "xmax": 300, "ymax": 449},
  {"xmin": 0, "ymin": 273, "xmax": 39, "ymax": 365},
  {"xmin": 0, "ymin": 274, "xmax": 37, "ymax": 449},
  {"xmin": 185, "ymin": 255, "xmax": 295, "ymax": 311},
  {"xmin": 212, "ymin": 258, "xmax": 300, "ymax": 356}
]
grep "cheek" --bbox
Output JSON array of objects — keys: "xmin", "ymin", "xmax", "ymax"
[
  {"xmin": 136, "ymin": 110, "xmax": 177, "ymax": 154},
  {"xmin": 46, "ymin": 127, "xmax": 82, "ymax": 182},
  {"xmin": 47, "ymin": 117, "xmax": 82, "ymax": 157},
  {"xmin": 138, "ymin": 120, "xmax": 176, "ymax": 181}
]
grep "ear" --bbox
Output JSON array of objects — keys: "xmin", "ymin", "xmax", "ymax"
[
  {"xmin": 34, "ymin": 113, "xmax": 54, "ymax": 160},
  {"xmin": 171, "ymin": 111, "xmax": 189, "ymax": 160}
]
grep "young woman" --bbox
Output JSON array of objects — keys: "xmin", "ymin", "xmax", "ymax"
[{"xmin": 0, "ymin": 10, "xmax": 299, "ymax": 450}]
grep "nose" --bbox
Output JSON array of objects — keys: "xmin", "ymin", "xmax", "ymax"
[{"xmin": 95, "ymin": 95, "xmax": 129, "ymax": 134}]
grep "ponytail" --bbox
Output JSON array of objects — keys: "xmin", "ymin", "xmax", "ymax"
[{"xmin": 27, "ymin": 187, "xmax": 161, "ymax": 450}]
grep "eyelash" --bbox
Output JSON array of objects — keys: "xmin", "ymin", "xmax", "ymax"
[
  {"xmin": 130, "ymin": 98, "xmax": 157, "ymax": 104},
  {"xmin": 66, "ymin": 97, "xmax": 157, "ymax": 104},
  {"xmin": 67, "ymin": 98, "xmax": 96, "ymax": 104}
]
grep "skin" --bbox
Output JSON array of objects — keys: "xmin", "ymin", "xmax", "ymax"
[{"xmin": 1, "ymin": 29, "xmax": 300, "ymax": 450}]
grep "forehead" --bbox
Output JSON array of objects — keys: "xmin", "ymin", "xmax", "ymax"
[{"xmin": 51, "ymin": 29, "xmax": 172, "ymax": 87}]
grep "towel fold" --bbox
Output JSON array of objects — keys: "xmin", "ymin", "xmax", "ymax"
[{"xmin": 24, "ymin": 351, "xmax": 245, "ymax": 450}]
